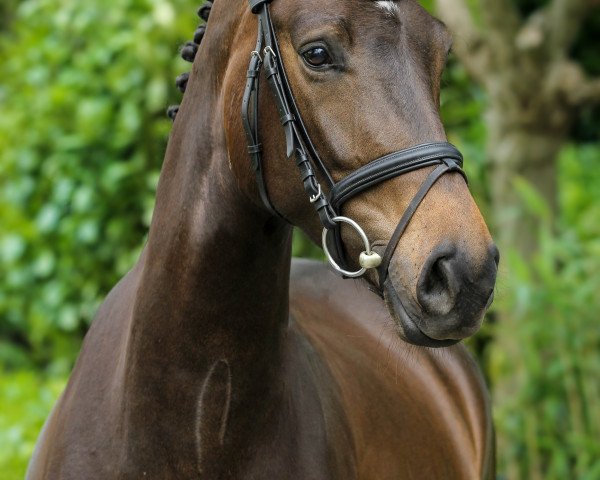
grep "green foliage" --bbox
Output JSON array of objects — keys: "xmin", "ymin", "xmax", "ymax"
[
  {"xmin": 0, "ymin": 0, "xmax": 600, "ymax": 479},
  {"xmin": 0, "ymin": 0, "xmax": 195, "ymax": 370},
  {"xmin": 490, "ymin": 143, "xmax": 600, "ymax": 479},
  {"xmin": 440, "ymin": 56, "xmax": 490, "ymax": 211},
  {"xmin": 292, "ymin": 229, "xmax": 324, "ymax": 260},
  {"xmin": 0, "ymin": 0, "xmax": 19, "ymax": 31},
  {"xmin": 0, "ymin": 371, "xmax": 66, "ymax": 479}
]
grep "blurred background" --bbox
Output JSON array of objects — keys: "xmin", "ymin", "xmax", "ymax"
[{"xmin": 0, "ymin": 0, "xmax": 598, "ymax": 478}]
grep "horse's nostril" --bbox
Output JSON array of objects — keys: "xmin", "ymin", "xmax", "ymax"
[
  {"xmin": 490, "ymin": 244, "xmax": 500, "ymax": 267},
  {"xmin": 417, "ymin": 248, "xmax": 458, "ymax": 317},
  {"xmin": 410, "ymin": 243, "xmax": 499, "ymax": 341},
  {"xmin": 423, "ymin": 257, "xmax": 450, "ymax": 298},
  {"xmin": 416, "ymin": 243, "xmax": 499, "ymax": 321}
]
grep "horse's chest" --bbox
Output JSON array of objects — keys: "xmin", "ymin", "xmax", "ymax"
[{"xmin": 195, "ymin": 338, "xmax": 356, "ymax": 479}]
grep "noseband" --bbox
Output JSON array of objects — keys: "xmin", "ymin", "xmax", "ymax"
[{"xmin": 242, "ymin": 0, "xmax": 467, "ymax": 294}]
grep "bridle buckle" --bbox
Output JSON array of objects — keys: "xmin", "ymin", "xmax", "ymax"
[
  {"xmin": 250, "ymin": 50, "xmax": 262, "ymax": 62},
  {"xmin": 263, "ymin": 45, "xmax": 276, "ymax": 59},
  {"xmin": 309, "ymin": 184, "xmax": 322, "ymax": 204}
]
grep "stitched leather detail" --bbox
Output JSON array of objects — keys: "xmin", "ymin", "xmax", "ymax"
[{"xmin": 330, "ymin": 143, "xmax": 463, "ymax": 210}]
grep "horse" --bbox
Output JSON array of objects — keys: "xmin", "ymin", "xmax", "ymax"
[{"xmin": 27, "ymin": 0, "xmax": 499, "ymax": 478}]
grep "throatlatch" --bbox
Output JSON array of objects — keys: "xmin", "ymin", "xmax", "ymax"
[{"xmin": 241, "ymin": 0, "xmax": 467, "ymax": 293}]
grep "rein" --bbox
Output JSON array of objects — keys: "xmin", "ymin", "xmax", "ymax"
[{"xmin": 241, "ymin": 0, "xmax": 466, "ymax": 294}]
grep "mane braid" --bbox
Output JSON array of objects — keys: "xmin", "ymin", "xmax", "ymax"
[{"xmin": 167, "ymin": 1, "xmax": 213, "ymax": 121}]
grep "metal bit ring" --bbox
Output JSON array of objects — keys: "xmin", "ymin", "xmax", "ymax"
[{"xmin": 322, "ymin": 216, "xmax": 381, "ymax": 278}]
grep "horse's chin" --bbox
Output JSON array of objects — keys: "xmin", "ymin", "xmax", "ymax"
[{"xmin": 383, "ymin": 280, "xmax": 461, "ymax": 348}]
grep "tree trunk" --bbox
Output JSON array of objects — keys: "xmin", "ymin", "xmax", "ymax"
[
  {"xmin": 434, "ymin": 0, "xmax": 600, "ymax": 259},
  {"xmin": 486, "ymin": 105, "xmax": 567, "ymax": 256}
]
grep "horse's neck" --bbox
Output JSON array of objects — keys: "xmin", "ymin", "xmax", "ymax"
[
  {"xmin": 129, "ymin": 139, "xmax": 292, "ymax": 372},
  {"xmin": 119, "ymin": 20, "xmax": 294, "ymax": 461}
]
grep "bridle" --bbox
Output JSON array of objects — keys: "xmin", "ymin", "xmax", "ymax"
[{"xmin": 241, "ymin": 0, "xmax": 466, "ymax": 295}]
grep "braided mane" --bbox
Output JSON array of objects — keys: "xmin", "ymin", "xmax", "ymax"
[{"xmin": 167, "ymin": 1, "xmax": 213, "ymax": 120}]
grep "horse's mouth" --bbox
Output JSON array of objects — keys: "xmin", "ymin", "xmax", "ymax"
[{"xmin": 383, "ymin": 280, "xmax": 460, "ymax": 348}]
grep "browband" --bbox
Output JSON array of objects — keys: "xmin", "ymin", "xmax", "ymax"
[{"xmin": 241, "ymin": 0, "xmax": 467, "ymax": 295}]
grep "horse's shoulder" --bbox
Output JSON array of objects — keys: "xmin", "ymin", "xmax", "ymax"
[
  {"xmin": 26, "ymin": 257, "xmax": 149, "ymax": 479},
  {"xmin": 289, "ymin": 258, "xmax": 494, "ymax": 479}
]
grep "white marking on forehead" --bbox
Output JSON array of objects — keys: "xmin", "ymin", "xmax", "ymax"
[{"xmin": 375, "ymin": 0, "xmax": 400, "ymax": 18}]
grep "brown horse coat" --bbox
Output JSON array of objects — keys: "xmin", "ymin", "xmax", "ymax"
[
  {"xmin": 27, "ymin": 0, "xmax": 498, "ymax": 477},
  {"xmin": 28, "ymin": 259, "xmax": 494, "ymax": 479}
]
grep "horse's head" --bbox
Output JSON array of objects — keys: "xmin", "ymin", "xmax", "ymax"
[{"xmin": 223, "ymin": 0, "xmax": 498, "ymax": 347}]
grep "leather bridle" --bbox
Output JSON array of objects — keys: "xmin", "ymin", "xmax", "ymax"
[{"xmin": 241, "ymin": 0, "xmax": 467, "ymax": 294}]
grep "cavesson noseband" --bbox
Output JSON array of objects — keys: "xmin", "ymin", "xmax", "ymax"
[{"xmin": 241, "ymin": 0, "xmax": 466, "ymax": 294}]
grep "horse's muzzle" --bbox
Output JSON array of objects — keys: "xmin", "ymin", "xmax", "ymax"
[{"xmin": 384, "ymin": 241, "xmax": 499, "ymax": 347}]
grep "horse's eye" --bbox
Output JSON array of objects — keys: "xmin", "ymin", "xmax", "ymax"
[{"xmin": 302, "ymin": 47, "xmax": 332, "ymax": 68}]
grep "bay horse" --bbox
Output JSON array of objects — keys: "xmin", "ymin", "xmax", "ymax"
[{"xmin": 27, "ymin": 0, "xmax": 499, "ymax": 478}]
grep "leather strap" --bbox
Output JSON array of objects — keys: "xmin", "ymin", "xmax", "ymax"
[
  {"xmin": 377, "ymin": 159, "xmax": 465, "ymax": 291},
  {"xmin": 251, "ymin": 2, "xmax": 338, "ymax": 230},
  {"xmin": 329, "ymin": 142, "xmax": 464, "ymax": 283},
  {"xmin": 240, "ymin": 16, "xmax": 281, "ymax": 217},
  {"xmin": 262, "ymin": 9, "xmax": 334, "ymax": 189},
  {"xmin": 330, "ymin": 142, "xmax": 464, "ymax": 211}
]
